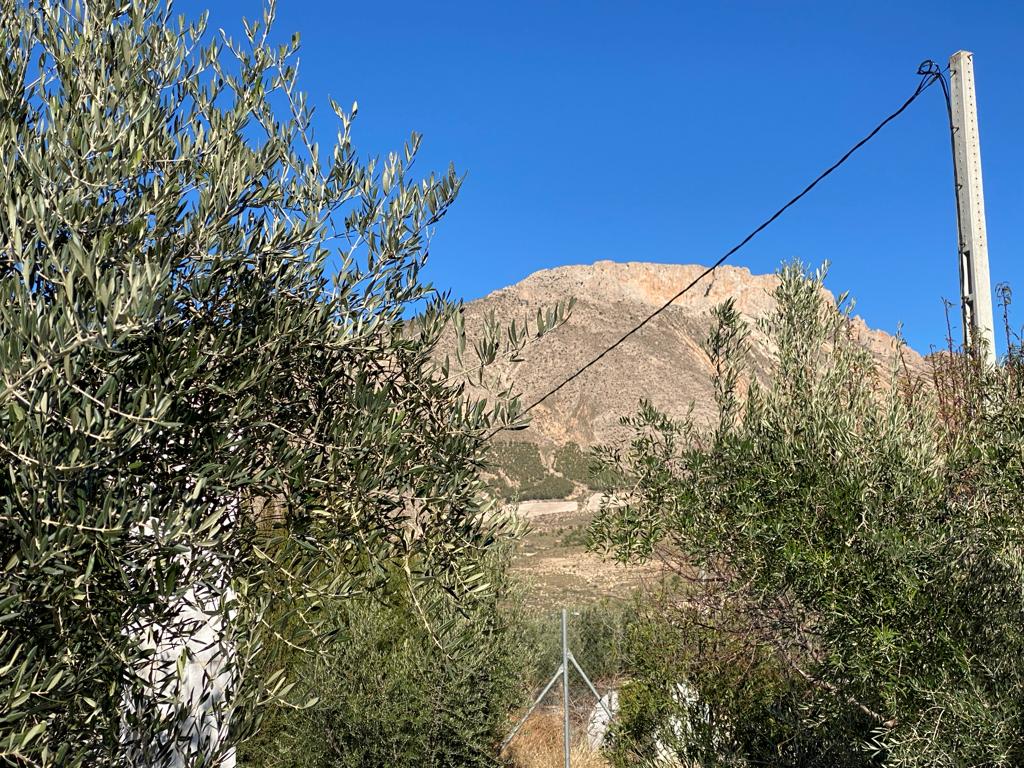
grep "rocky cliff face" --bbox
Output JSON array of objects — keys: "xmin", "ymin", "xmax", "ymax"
[{"xmin": 457, "ymin": 260, "xmax": 925, "ymax": 449}]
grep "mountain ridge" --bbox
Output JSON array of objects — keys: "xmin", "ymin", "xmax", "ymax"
[{"xmin": 459, "ymin": 260, "xmax": 924, "ymax": 449}]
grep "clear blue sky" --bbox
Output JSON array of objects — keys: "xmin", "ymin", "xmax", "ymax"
[{"xmin": 179, "ymin": 1, "xmax": 1022, "ymax": 355}]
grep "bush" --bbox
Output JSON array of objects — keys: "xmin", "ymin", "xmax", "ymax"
[
  {"xmin": 605, "ymin": 600, "xmax": 880, "ymax": 768},
  {"xmin": 592, "ymin": 263, "xmax": 1024, "ymax": 766},
  {"xmin": 240, "ymin": 551, "xmax": 531, "ymax": 768}
]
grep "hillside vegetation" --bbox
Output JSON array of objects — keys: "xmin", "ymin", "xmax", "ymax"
[{"xmin": 486, "ymin": 441, "xmax": 618, "ymax": 501}]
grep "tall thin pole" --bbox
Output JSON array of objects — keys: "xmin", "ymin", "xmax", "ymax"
[
  {"xmin": 948, "ymin": 50, "xmax": 996, "ymax": 365},
  {"xmin": 501, "ymin": 607, "xmax": 609, "ymax": 757},
  {"xmin": 562, "ymin": 608, "xmax": 571, "ymax": 768}
]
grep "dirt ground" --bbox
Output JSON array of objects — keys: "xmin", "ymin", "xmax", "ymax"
[{"xmin": 509, "ymin": 496, "xmax": 664, "ymax": 608}]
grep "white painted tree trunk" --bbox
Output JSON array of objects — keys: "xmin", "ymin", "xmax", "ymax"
[{"xmin": 121, "ymin": 516, "xmax": 237, "ymax": 768}]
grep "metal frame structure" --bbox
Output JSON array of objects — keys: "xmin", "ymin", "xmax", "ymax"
[{"xmin": 501, "ymin": 609, "xmax": 613, "ymax": 767}]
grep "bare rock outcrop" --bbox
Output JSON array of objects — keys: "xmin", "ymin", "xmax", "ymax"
[{"xmin": 457, "ymin": 260, "xmax": 924, "ymax": 448}]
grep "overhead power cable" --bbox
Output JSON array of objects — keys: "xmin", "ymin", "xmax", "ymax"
[{"xmin": 494, "ymin": 61, "xmax": 946, "ymax": 436}]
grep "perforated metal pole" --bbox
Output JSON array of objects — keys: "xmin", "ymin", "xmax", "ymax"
[
  {"xmin": 949, "ymin": 50, "xmax": 996, "ymax": 365},
  {"xmin": 562, "ymin": 608, "xmax": 571, "ymax": 768}
]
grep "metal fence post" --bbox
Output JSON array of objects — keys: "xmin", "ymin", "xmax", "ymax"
[
  {"xmin": 502, "ymin": 607, "xmax": 613, "ymax": 761},
  {"xmin": 562, "ymin": 608, "xmax": 571, "ymax": 768}
]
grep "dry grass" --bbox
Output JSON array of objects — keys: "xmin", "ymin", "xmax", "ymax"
[{"xmin": 505, "ymin": 710, "xmax": 609, "ymax": 768}]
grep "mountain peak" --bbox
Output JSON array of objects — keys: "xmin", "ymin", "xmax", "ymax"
[{"xmin": 463, "ymin": 261, "xmax": 921, "ymax": 447}]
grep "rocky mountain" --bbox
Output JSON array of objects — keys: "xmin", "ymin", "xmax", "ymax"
[{"xmin": 459, "ymin": 260, "xmax": 925, "ymax": 450}]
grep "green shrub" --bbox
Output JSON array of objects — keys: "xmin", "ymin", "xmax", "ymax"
[
  {"xmin": 240, "ymin": 551, "xmax": 531, "ymax": 768},
  {"xmin": 605, "ymin": 600, "xmax": 880, "ymax": 768},
  {"xmin": 558, "ymin": 525, "xmax": 589, "ymax": 548},
  {"xmin": 592, "ymin": 263, "xmax": 1024, "ymax": 766}
]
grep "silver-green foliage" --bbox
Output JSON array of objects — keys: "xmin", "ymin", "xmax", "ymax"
[
  {"xmin": 591, "ymin": 263, "xmax": 1024, "ymax": 766},
  {"xmin": 240, "ymin": 549, "xmax": 532, "ymax": 768},
  {"xmin": 0, "ymin": 2, "xmax": 568, "ymax": 765}
]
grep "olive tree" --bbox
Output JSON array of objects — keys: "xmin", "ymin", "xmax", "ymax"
[
  {"xmin": 592, "ymin": 264, "xmax": 1024, "ymax": 766},
  {"xmin": 0, "ymin": 2, "xmax": 567, "ymax": 765}
]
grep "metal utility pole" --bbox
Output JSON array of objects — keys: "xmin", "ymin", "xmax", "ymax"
[{"xmin": 948, "ymin": 50, "xmax": 997, "ymax": 365}]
